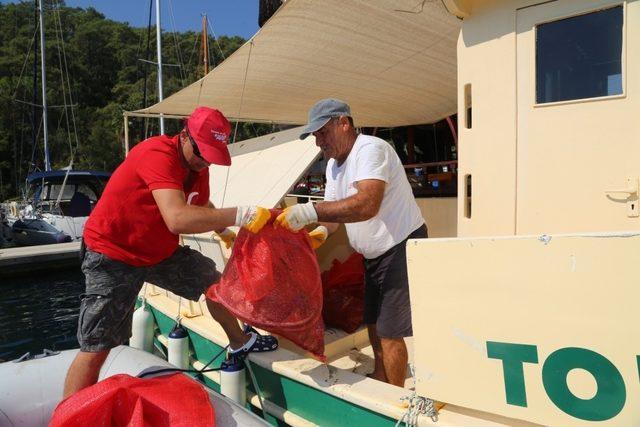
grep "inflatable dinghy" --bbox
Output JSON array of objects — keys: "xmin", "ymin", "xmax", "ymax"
[{"xmin": 0, "ymin": 345, "xmax": 268, "ymax": 426}]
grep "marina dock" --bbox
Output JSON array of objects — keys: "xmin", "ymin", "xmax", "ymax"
[{"xmin": 0, "ymin": 242, "xmax": 81, "ymax": 278}]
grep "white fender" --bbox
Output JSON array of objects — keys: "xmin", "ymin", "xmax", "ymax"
[
  {"xmin": 130, "ymin": 304, "xmax": 154, "ymax": 352},
  {"xmin": 220, "ymin": 357, "xmax": 246, "ymax": 405},
  {"xmin": 167, "ymin": 325, "xmax": 190, "ymax": 370}
]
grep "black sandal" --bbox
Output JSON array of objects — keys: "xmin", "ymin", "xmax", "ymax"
[{"xmin": 229, "ymin": 328, "xmax": 278, "ymax": 355}]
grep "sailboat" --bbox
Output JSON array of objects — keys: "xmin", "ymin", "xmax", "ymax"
[{"xmin": 3, "ymin": 0, "xmax": 111, "ymax": 247}]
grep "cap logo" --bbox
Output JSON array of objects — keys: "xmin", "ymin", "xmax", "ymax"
[{"xmin": 211, "ymin": 130, "xmax": 227, "ymax": 142}]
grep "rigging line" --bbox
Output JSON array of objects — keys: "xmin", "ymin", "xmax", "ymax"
[
  {"xmin": 54, "ymin": 3, "xmax": 80, "ymax": 154},
  {"xmin": 16, "ymin": 107, "xmax": 26, "ymax": 193},
  {"xmin": 11, "ymin": 25, "xmax": 39, "ymax": 100},
  {"xmin": 12, "ymin": 99, "xmax": 77, "ymax": 109},
  {"xmin": 138, "ymin": 59, "xmax": 181, "ymax": 67},
  {"xmin": 166, "ymin": 0, "xmax": 186, "ymax": 85},
  {"xmin": 204, "ymin": 17, "xmax": 258, "ymax": 140},
  {"xmin": 221, "ymin": 40, "xmax": 253, "ymax": 208},
  {"xmin": 206, "ymin": 18, "xmax": 228, "ymax": 62},
  {"xmin": 28, "ymin": 118, "xmax": 43, "ymax": 177},
  {"xmin": 52, "ymin": 3, "xmax": 74, "ymax": 161},
  {"xmin": 133, "ymin": 0, "xmax": 149, "ymax": 67},
  {"xmin": 186, "ymin": 31, "xmax": 200, "ymax": 72}
]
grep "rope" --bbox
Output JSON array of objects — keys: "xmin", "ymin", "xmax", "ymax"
[
  {"xmin": 138, "ymin": 344, "xmax": 228, "ymax": 378},
  {"xmin": 11, "ymin": 26, "xmax": 39, "ymax": 101},
  {"xmin": 167, "ymin": 0, "xmax": 187, "ymax": 85},
  {"xmin": 141, "ymin": 283, "xmax": 148, "ymax": 306},
  {"xmin": 245, "ymin": 357, "xmax": 268, "ymax": 419},
  {"xmin": 52, "ymin": 3, "xmax": 74, "ymax": 161},
  {"xmin": 394, "ymin": 364, "xmax": 438, "ymax": 426},
  {"xmin": 175, "ymin": 296, "xmax": 183, "ymax": 325},
  {"xmin": 206, "ymin": 17, "xmax": 229, "ymax": 64},
  {"xmin": 220, "ymin": 40, "xmax": 253, "ymax": 208},
  {"xmin": 53, "ymin": 1, "xmax": 80, "ymax": 158}
]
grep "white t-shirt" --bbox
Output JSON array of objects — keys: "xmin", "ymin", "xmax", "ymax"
[{"xmin": 324, "ymin": 134, "xmax": 425, "ymax": 259}]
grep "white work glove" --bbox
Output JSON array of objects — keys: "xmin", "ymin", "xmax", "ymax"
[
  {"xmin": 235, "ymin": 206, "xmax": 270, "ymax": 233},
  {"xmin": 274, "ymin": 202, "xmax": 318, "ymax": 232},
  {"xmin": 308, "ymin": 225, "xmax": 328, "ymax": 250},
  {"xmin": 213, "ymin": 228, "xmax": 236, "ymax": 249}
]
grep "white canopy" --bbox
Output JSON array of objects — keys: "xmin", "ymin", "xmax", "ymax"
[{"xmin": 135, "ymin": 0, "xmax": 461, "ymax": 127}]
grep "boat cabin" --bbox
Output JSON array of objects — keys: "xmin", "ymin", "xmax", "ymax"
[
  {"xmin": 24, "ymin": 170, "xmax": 110, "ymax": 217},
  {"xmin": 408, "ymin": 1, "xmax": 639, "ymax": 426}
]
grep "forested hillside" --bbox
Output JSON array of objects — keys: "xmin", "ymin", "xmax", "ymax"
[{"xmin": 0, "ymin": 1, "xmax": 265, "ymax": 199}]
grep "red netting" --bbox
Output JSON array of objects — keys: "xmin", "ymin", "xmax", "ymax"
[
  {"xmin": 321, "ymin": 253, "xmax": 365, "ymax": 333},
  {"xmin": 50, "ymin": 373, "xmax": 214, "ymax": 427},
  {"xmin": 207, "ymin": 210, "xmax": 325, "ymax": 361}
]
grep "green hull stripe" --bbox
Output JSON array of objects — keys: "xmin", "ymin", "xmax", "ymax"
[{"xmin": 141, "ymin": 299, "xmax": 397, "ymax": 427}]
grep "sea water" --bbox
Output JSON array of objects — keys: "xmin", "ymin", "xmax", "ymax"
[{"xmin": 0, "ymin": 268, "xmax": 85, "ymax": 361}]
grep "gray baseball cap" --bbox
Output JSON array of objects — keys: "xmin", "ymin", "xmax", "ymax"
[{"xmin": 299, "ymin": 98, "xmax": 351, "ymax": 140}]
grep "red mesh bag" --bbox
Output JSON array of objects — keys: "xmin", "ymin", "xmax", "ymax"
[
  {"xmin": 207, "ymin": 210, "xmax": 325, "ymax": 361},
  {"xmin": 321, "ymin": 253, "xmax": 365, "ymax": 333},
  {"xmin": 50, "ymin": 373, "xmax": 214, "ymax": 427}
]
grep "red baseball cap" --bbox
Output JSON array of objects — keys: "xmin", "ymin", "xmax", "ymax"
[{"xmin": 185, "ymin": 107, "xmax": 232, "ymax": 166}]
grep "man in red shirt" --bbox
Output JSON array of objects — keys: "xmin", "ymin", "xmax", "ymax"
[{"xmin": 63, "ymin": 107, "xmax": 277, "ymax": 398}]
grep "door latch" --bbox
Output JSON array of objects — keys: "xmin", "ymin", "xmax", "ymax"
[{"xmin": 605, "ymin": 177, "xmax": 639, "ymax": 218}]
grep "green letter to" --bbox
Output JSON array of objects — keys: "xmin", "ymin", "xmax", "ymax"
[
  {"xmin": 542, "ymin": 347, "xmax": 625, "ymax": 421},
  {"xmin": 487, "ymin": 341, "xmax": 539, "ymax": 407}
]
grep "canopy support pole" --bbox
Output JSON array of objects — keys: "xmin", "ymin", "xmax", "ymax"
[{"xmin": 124, "ymin": 112, "xmax": 130, "ymax": 156}]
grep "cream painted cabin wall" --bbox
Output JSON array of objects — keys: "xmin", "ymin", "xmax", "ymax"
[
  {"xmin": 456, "ymin": 3, "xmax": 518, "ymax": 237},
  {"xmin": 416, "ymin": 197, "xmax": 457, "ymax": 238},
  {"xmin": 457, "ymin": 0, "xmax": 640, "ymax": 237}
]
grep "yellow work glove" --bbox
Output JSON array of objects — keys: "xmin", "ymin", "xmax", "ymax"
[
  {"xmin": 275, "ymin": 202, "xmax": 318, "ymax": 232},
  {"xmin": 214, "ymin": 228, "xmax": 236, "ymax": 249},
  {"xmin": 308, "ymin": 225, "xmax": 328, "ymax": 250},
  {"xmin": 235, "ymin": 206, "xmax": 270, "ymax": 233}
]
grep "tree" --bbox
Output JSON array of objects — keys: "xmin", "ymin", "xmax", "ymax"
[{"xmin": 0, "ymin": 2, "xmax": 268, "ymax": 199}]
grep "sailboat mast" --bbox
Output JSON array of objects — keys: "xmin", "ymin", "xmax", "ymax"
[
  {"xmin": 38, "ymin": 0, "xmax": 51, "ymax": 171},
  {"xmin": 155, "ymin": 0, "xmax": 164, "ymax": 134},
  {"xmin": 202, "ymin": 14, "xmax": 209, "ymax": 76}
]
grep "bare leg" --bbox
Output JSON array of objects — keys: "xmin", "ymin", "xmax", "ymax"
[
  {"xmin": 205, "ymin": 298, "xmax": 251, "ymax": 350},
  {"xmin": 366, "ymin": 324, "xmax": 388, "ymax": 382},
  {"xmin": 63, "ymin": 350, "xmax": 110, "ymax": 399},
  {"xmin": 380, "ymin": 337, "xmax": 408, "ymax": 387}
]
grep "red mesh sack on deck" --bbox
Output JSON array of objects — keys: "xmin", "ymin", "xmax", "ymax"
[
  {"xmin": 50, "ymin": 373, "xmax": 214, "ymax": 427},
  {"xmin": 321, "ymin": 253, "xmax": 365, "ymax": 333},
  {"xmin": 207, "ymin": 210, "xmax": 325, "ymax": 361}
]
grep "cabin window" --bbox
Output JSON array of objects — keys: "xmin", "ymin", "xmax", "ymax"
[
  {"xmin": 47, "ymin": 184, "xmax": 76, "ymax": 201},
  {"xmin": 536, "ymin": 6, "xmax": 623, "ymax": 104}
]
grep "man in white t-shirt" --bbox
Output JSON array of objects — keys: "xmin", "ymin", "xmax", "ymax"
[{"xmin": 275, "ymin": 98, "xmax": 427, "ymax": 387}]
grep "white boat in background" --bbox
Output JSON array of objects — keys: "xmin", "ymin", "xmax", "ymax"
[
  {"xmin": 6, "ymin": 170, "xmax": 110, "ymax": 247},
  {"xmin": 1, "ymin": 1, "xmax": 111, "ymax": 249}
]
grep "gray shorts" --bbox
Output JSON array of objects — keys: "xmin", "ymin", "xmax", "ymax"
[
  {"xmin": 77, "ymin": 246, "xmax": 220, "ymax": 352},
  {"xmin": 363, "ymin": 224, "xmax": 427, "ymax": 338}
]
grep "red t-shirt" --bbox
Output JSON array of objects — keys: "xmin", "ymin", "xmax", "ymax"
[{"xmin": 84, "ymin": 135, "xmax": 210, "ymax": 266}]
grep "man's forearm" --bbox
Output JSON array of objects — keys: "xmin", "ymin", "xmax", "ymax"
[
  {"xmin": 168, "ymin": 205, "xmax": 236, "ymax": 235},
  {"xmin": 314, "ymin": 195, "xmax": 377, "ymax": 224}
]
